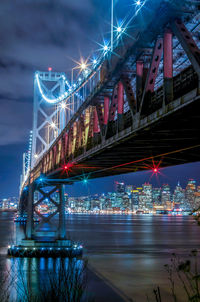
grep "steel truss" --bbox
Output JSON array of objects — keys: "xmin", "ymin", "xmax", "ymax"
[
  {"xmin": 26, "ymin": 182, "xmax": 66, "ymax": 240},
  {"xmin": 28, "ymin": 14, "xmax": 200, "ymax": 182}
]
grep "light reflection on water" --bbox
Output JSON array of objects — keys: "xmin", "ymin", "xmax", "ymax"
[
  {"xmin": 3, "ymin": 257, "xmax": 84, "ymax": 301},
  {"xmin": 0, "ymin": 212, "xmax": 200, "ymax": 301}
]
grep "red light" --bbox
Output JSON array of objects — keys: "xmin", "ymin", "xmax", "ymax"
[
  {"xmin": 48, "ymin": 67, "xmax": 52, "ymax": 71},
  {"xmin": 64, "ymin": 165, "xmax": 68, "ymax": 170},
  {"xmin": 153, "ymin": 168, "xmax": 158, "ymax": 173}
]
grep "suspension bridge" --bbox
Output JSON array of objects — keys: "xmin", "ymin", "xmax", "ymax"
[{"xmin": 8, "ymin": 0, "xmax": 200, "ymax": 257}]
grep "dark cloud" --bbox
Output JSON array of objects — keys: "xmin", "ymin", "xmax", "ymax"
[{"xmin": 0, "ymin": 0, "xmax": 107, "ymax": 146}]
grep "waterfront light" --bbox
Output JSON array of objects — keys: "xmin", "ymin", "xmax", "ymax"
[{"xmin": 117, "ymin": 26, "xmax": 122, "ymax": 33}]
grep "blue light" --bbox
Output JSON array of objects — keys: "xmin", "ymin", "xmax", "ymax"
[{"xmin": 38, "ymin": 177, "xmax": 44, "ymax": 183}]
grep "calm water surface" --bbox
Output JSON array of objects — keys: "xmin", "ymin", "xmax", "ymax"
[{"xmin": 0, "ymin": 212, "xmax": 200, "ymax": 301}]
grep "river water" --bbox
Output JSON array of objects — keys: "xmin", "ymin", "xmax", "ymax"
[{"xmin": 0, "ymin": 212, "xmax": 200, "ymax": 301}]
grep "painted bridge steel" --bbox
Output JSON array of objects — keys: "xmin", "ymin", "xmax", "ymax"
[
  {"xmin": 28, "ymin": 2, "xmax": 200, "ymax": 187},
  {"xmin": 16, "ymin": 0, "xmax": 200, "ymax": 244}
]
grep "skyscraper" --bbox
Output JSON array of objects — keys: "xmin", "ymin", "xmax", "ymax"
[
  {"xmin": 152, "ymin": 188, "xmax": 161, "ymax": 204},
  {"xmin": 173, "ymin": 182, "xmax": 185, "ymax": 209},
  {"xmin": 161, "ymin": 184, "xmax": 172, "ymax": 209},
  {"xmin": 139, "ymin": 183, "xmax": 153, "ymax": 210},
  {"xmin": 115, "ymin": 181, "xmax": 125, "ymax": 193},
  {"xmin": 185, "ymin": 179, "xmax": 196, "ymax": 210}
]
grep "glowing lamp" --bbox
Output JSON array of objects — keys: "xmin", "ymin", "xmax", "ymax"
[
  {"xmin": 48, "ymin": 67, "xmax": 52, "ymax": 71},
  {"xmin": 117, "ymin": 27, "xmax": 122, "ymax": 33},
  {"xmin": 93, "ymin": 59, "xmax": 97, "ymax": 65},
  {"xmin": 81, "ymin": 63, "xmax": 86, "ymax": 70},
  {"xmin": 104, "ymin": 45, "xmax": 108, "ymax": 51},
  {"xmin": 61, "ymin": 102, "xmax": 66, "ymax": 109},
  {"xmin": 136, "ymin": 0, "xmax": 141, "ymax": 5},
  {"xmin": 50, "ymin": 122, "xmax": 56, "ymax": 129}
]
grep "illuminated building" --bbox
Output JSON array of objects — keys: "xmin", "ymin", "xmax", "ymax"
[
  {"xmin": 132, "ymin": 187, "xmax": 142, "ymax": 210},
  {"xmin": 115, "ymin": 181, "xmax": 125, "ymax": 193},
  {"xmin": 152, "ymin": 188, "xmax": 161, "ymax": 204},
  {"xmin": 121, "ymin": 193, "xmax": 131, "ymax": 211},
  {"xmin": 173, "ymin": 182, "xmax": 185, "ymax": 209},
  {"xmin": 125, "ymin": 185, "xmax": 133, "ymax": 194},
  {"xmin": 185, "ymin": 179, "xmax": 196, "ymax": 210},
  {"xmin": 139, "ymin": 183, "xmax": 152, "ymax": 210},
  {"xmin": 194, "ymin": 186, "xmax": 200, "ymax": 210},
  {"xmin": 161, "ymin": 184, "xmax": 171, "ymax": 209}
]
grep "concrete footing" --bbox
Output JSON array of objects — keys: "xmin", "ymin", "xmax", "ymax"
[{"xmin": 7, "ymin": 239, "xmax": 83, "ymax": 258}]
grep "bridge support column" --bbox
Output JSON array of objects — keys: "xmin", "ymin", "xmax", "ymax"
[
  {"xmin": 117, "ymin": 82, "xmax": 124, "ymax": 132},
  {"xmin": 58, "ymin": 184, "xmax": 66, "ymax": 239},
  {"xmin": 8, "ymin": 180, "xmax": 83, "ymax": 258},
  {"xmin": 26, "ymin": 182, "xmax": 34, "ymax": 239},
  {"xmin": 164, "ymin": 29, "xmax": 173, "ymax": 104}
]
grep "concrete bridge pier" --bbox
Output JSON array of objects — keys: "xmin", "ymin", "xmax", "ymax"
[{"xmin": 8, "ymin": 180, "xmax": 83, "ymax": 258}]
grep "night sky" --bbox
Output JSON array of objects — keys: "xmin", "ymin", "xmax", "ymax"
[{"xmin": 0, "ymin": 0, "xmax": 200, "ymax": 198}]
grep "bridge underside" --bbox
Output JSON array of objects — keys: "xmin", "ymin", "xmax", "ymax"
[{"xmin": 47, "ymin": 94, "xmax": 200, "ymax": 182}]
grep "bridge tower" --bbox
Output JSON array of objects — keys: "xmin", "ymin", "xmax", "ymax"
[{"xmin": 31, "ymin": 69, "xmax": 67, "ymax": 169}]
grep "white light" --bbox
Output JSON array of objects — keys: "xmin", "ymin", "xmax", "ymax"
[
  {"xmin": 104, "ymin": 45, "xmax": 108, "ymax": 51},
  {"xmin": 34, "ymin": 154, "xmax": 38, "ymax": 159},
  {"xmin": 61, "ymin": 102, "xmax": 66, "ymax": 109},
  {"xmin": 81, "ymin": 63, "xmax": 86, "ymax": 70},
  {"xmin": 136, "ymin": 0, "xmax": 141, "ymax": 5},
  {"xmin": 93, "ymin": 59, "xmax": 97, "ymax": 65},
  {"xmin": 117, "ymin": 27, "xmax": 122, "ymax": 33},
  {"xmin": 50, "ymin": 122, "xmax": 56, "ymax": 129}
]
